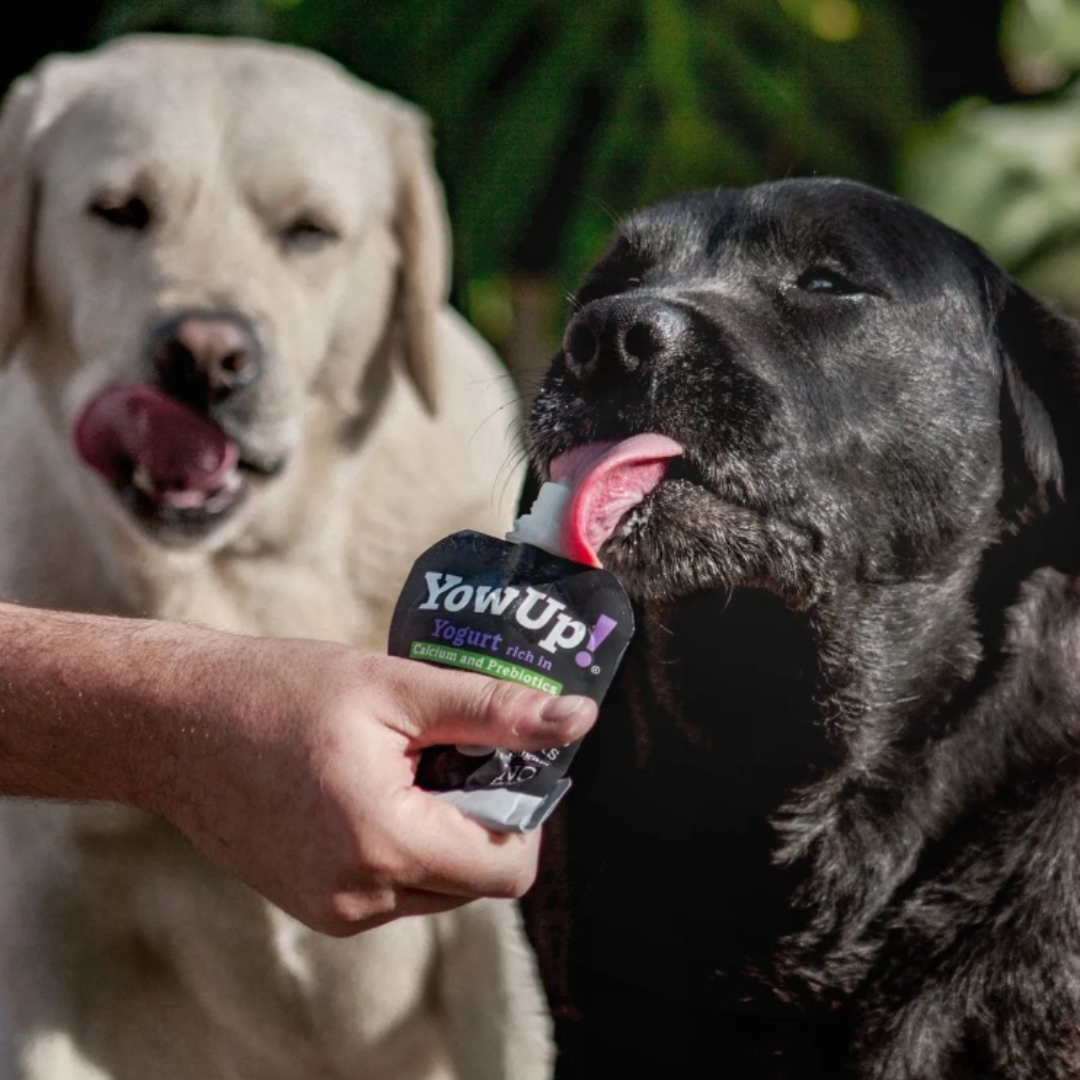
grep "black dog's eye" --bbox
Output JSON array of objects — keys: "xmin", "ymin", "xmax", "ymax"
[
  {"xmin": 280, "ymin": 215, "xmax": 341, "ymax": 252},
  {"xmin": 89, "ymin": 195, "xmax": 152, "ymax": 231},
  {"xmin": 796, "ymin": 267, "xmax": 864, "ymax": 296}
]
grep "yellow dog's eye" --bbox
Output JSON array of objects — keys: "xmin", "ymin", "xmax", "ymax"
[
  {"xmin": 280, "ymin": 215, "xmax": 340, "ymax": 252},
  {"xmin": 89, "ymin": 195, "xmax": 152, "ymax": 231}
]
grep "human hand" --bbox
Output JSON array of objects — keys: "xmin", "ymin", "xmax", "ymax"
[{"xmin": 144, "ymin": 634, "xmax": 596, "ymax": 935}]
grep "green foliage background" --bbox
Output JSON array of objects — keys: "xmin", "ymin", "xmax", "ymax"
[
  {"xmin": 91, "ymin": 0, "xmax": 920, "ymax": 364},
  {"xmin": 79, "ymin": 0, "xmax": 1080, "ymax": 364},
  {"xmin": 903, "ymin": 0, "xmax": 1080, "ymax": 316}
]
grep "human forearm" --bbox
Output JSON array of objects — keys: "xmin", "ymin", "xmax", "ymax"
[
  {"xmin": 0, "ymin": 602, "xmax": 597, "ymax": 932},
  {"xmin": 0, "ymin": 602, "xmax": 201, "ymax": 806}
]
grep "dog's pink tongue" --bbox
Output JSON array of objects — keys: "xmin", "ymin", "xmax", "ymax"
[
  {"xmin": 550, "ymin": 434, "xmax": 683, "ymax": 567},
  {"xmin": 74, "ymin": 385, "xmax": 238, "ymax": 494}
]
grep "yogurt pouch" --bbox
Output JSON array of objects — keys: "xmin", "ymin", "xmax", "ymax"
[
  {"xmin": 388, "ymin": 508, "xmax": 634, "ymax": 832},
  {"xmin": 389, "ymin": 436, "xmax": 686, "ymax": 832}
]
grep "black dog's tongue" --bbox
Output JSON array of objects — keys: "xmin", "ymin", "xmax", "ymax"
[
  {"xmin": 74, "ymin": 384, "xmax": 239, "ymax": 505},
  {"xmin": 550, "ymin": 434, "xmax": 684, "ymax": 566}
]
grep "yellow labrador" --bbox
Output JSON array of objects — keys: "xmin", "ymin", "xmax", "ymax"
[{"xmin": 0, "ymin": 35, "xmax": 550, "ymax": 1080}]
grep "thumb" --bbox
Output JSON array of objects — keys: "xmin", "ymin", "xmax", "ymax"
[{"xmin": 379, "ymin": 655, "xmax": 598, "ymax": 750}]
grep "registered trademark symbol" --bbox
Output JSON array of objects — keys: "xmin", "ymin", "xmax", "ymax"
[{"xmin": 590, "ymin": 664, "xmax": 601, "ymax": 675}]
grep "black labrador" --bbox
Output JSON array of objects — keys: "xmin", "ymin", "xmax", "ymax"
[{"xmin": 522, "ymin": 178, "xmax": 1080, "ymax": 1079}]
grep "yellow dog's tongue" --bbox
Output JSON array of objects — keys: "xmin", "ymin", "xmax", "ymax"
[
  {"xmin": 550, "ymin": 434, "xmax": 684, "ymax": 566},
  {"xmin": 74, "ymin": 384, "xmax": 239, "ymax": 501}
]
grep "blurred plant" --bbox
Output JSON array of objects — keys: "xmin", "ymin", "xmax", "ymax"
[
  {"xmin": 96, "ymin": 0, "xmax": 272, "ymax": 38},
  {"xmin": 903, "ymin": 0, "xmax": 1080, "ymax": 313},
  {"xmin": 96, "ymin": 0, "xmax": 918, "ymax": 372},
  {"xmin": 1001, "ymin": 0, "xmax": 1080, "ymax": 92}
]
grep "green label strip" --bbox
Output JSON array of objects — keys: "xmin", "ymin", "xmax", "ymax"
[{"xmin": 409, "ymin": 641, "xmax": 563, "ymax": 696}]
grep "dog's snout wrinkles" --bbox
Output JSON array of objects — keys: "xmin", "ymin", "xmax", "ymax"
[
  {"xmin": 152, "ymin": 312, "xmax": 262, "ymax": 408},
  {"xmin": 563, "ymin": 297, "xmax": 690, "ymax": 381}
]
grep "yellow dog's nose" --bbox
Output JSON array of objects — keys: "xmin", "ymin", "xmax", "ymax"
[{"xmin": 151, "ymin": 310, "xmax": 262, "ymax": 406}]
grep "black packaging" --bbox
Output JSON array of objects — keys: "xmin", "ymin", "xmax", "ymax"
[{"xmin": 388, "ymin": 529, "xmax": 634, "ymax": 832}]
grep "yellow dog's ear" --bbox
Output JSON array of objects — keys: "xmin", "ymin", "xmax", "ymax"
[
  {"xmin": 0, "ymin": 73, "xmax": 41, "ymax": 367},
  {"xmin": 0, "ymin": 53, "xmax": 97, "ymax": 368},
  {"xmin": 389, "ymin": 103, "xmax": 451, "ymax": 415}
]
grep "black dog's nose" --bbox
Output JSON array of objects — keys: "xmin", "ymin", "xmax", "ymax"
[
  {"xmin": 563, "ymin": 297, "xmax": 691, "ymax": 380},
  {"xmin": 151, "ymin": 311, "xmax": 262, "ymax": 408}
]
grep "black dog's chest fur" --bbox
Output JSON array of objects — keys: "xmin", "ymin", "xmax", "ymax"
[
  {"xmin": 531, "ymin": 592, "xmax": 839, "ymax": 1072},
  {"xmin": 523, "ymin": 179, "xmax": 1080, "ymax": 1079},
  {"xmin": 530, "ymin": 579, "xmax": 1080, "ymax": 1078}
]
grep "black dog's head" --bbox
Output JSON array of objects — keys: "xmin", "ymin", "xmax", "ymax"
[{"xmin": 529, "ymin": 179, "xmax": 1080, "ymax": 614}]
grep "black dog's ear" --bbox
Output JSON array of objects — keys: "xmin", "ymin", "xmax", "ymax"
[{"xmin": 993, "ymin": 277, "xmax": 1080, "ymax": 530}]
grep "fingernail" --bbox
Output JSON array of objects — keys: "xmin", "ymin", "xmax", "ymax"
[{"xmin": 540, "ymin": 694, "xmax": 596, "ymax": 725}]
